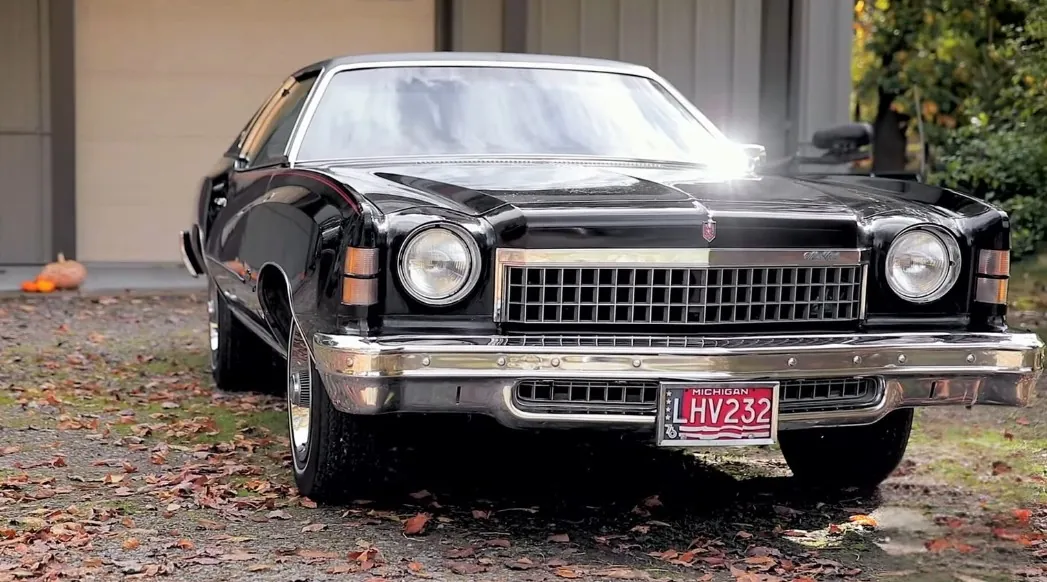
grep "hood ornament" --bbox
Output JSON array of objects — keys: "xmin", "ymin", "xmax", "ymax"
[{"xmin": 702, "ymin": 218, "xmax": 717, "ymax": 243}]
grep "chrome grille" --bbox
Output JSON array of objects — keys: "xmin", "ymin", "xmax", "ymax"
[
  {"xmin": 512, "ymin": 378, "xmax": 880, "ymax": 415},
  {"xmin": 503, "ymin": 265, "xmax": 863, "ymax": 326}
]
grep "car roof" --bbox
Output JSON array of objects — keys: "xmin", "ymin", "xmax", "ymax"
[{"xmin": 293, "ymin": 51, "xmax": 653, "ymax": 77}]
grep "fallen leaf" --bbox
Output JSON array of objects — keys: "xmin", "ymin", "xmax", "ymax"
[
  {"xmin": 642, "ymin": 495, "xmax": 662, "ymax": 508},
  {"xmin": 506, "ymin": 557, "xmax": 536, "ymax": 570},
  {"xmin": 220, "ymin": 553, "xmax": 259, "ymax": 562},
  {"xmin": 266, "ymin": 510, "xmax": 292, "ymax": 520},
  {"xmin": 992, "ymin": 461, "xmax": 1012, "ymax": 476},
  {"xmin": 547, "ymin": 533, "xmax": 570, "ymax": 543},
  {"xmin": 736, "ymin": 531, "xmax": 753, "ymax": 539},
  {"xmin": 1004, "ymin": 430, "xmax": 1015, "ymax": 441},
  {"xmin": 555, "ymin": 567, "xmax": 583, "ymax": 579},
  {"xmin": 448, "ymin": 562, "xmax": 486, "ymax": 575},
  {"xmin": 297, "ymin": 549, "xmax": 340, "ymax": 560},
  {"xmin": 301, "ymin": 523, "xmax": 326, "ymax": 533},
  {"xmin": 246, "ymin": 564, "xmax": 272, "ymax": 572},
  {"xmin": 403, "ymin": 513, "xmax": 430, "ymax": 536},
  {"xmin": 1016, "ymin": 417, "xmax": 1030, "ymax": 426},
  {"xmin": 849, "ymin": 514, "xmax": 878, "ymax": 528},
  {"xmin": 1014, "ymin": 509, "xmax": 1032, "ymax": 523},
  {"xmin": 409, "ymin": 490, "xmax": 431, "ymax": 500},
  {"xmin": 300, "ymin": 497, "xmax": 318, "ymax": 509},
  {"xmin": 471, "ymin": 510, "xmax": 490, "ymax": 520},
  {"xmin": 445, "ymin": 547, "xmax": 475, "ymax": 559},
  {"xmin": 592, "ymin": 567, "xmax": 651, "ymax": 580},
  {"xmin": 486, "ymin": 538, "xmax": 511, "ymax": 548}
]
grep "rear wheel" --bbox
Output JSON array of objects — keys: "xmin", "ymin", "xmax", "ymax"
[
  {"xmin": 209, "ymin": 280, "xmax": 277, "ymax": 393},
  {"xmin": 778, "ymin": 409, "xmax": 913, "ymax": 491},
  {"xmin": 287, "ymin": 319, "xmax": 391, "ymax": 502}
]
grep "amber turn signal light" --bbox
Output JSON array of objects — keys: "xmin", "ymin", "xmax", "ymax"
[
  {"xmin": 341, "ymin": 277, "xmax": 378, "ymax": 305},
  {"xmin": 344, "ymin": 247, "xmax": 379, "ymax": 277},
  {"xmin": 977, "ymin": 249, "xmax": 1010, "ymax": 277},
  {"xmin": 975, "ymin": 277, "xmax": 1008, "ymax": 305}
]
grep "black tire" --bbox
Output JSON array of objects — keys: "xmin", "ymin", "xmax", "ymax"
[
  {"xmin": 287, "ymin": 322, "xmax": 393, "ymax": 502},
  {"xmin": 210, "ymin": 280, "xmax": 279, "ymax": 393},
  {"xmin": 778, "ymin": 409, "xmax": 913, "ymax": 491}
]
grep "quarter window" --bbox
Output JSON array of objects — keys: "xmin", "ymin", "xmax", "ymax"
[{"xmin": 242, "ymin": 74, "xmax": 318, "ymax": 168}]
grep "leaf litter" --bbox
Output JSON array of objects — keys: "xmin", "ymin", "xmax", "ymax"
[{"xmin": 1, "ymin": 294, "xmax": 1046, "ymax": 581}]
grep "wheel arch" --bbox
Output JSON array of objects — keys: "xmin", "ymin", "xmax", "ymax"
[{"xmin": 257, "ymin": 262, "xmax": 296, "ymax": 352}]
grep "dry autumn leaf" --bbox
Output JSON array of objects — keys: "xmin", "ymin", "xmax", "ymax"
[
  {"xmin": 992, "ymin": 461, "xmax": 1012, "ymax": 475},
  {"xmin": 122, "ymin": 537, "xmax": 141, "ymax": 550},
  {"xmin": 403, "ymin": 513, "xmax": 431, "ymax": 535},
  {"xmin": 592, "ymin": 567, "xmax": 652, "ymax": 580},
  {"xmin": 554, "ymin": 567, "xmax": 583, "ymax": 579},
  {"xmin": 849, "ymin": 514, "xmax": 878, "ymax": 528},
  {"xmin": 547, "ymin": 533, "xmax": 570, "ymax": 543}
]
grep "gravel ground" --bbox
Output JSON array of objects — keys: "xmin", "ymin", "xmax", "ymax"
[{"xmin": 0, "ymin": 294, "xmax": 1045, "ymax": 582}]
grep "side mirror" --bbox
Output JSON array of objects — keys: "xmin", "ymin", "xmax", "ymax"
[
  {"xmin": 811, "ymin": 123, "xmax": 873, "ymax": 153},
  {"xmin": 738, "ymin": 144, "xmax": 767, "ymax": 169}
]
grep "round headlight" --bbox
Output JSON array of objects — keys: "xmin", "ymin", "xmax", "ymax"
[
  {"xmin": 885, "ymin": 226, "xmax": 961, "ymax": 303},
  {"xmin": 397, "ymin": 225, "xmax": 480, "ymax": 306}
]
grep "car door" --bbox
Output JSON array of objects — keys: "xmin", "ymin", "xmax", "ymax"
[{"xmin": 208, "ymin": 72, "xmax": 320, "ymax": 318}]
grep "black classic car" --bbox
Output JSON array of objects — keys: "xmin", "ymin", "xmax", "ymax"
[{"xmin": 178, "ymin": 52, "xmax": 1044, "ymax": 501}]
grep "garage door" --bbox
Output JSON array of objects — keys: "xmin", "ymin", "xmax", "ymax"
[{"xmin": 75, "ymin": 0, "xmax": 435, "ymax": 262}]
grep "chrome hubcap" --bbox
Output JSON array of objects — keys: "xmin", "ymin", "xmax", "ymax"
[
  {"xmin": 208, "ymin": 283, "xmax": 219, "ymax": 370},
  {"xmin": 288, "ymin": 324, "xmax": 313, "ymax": 469}
]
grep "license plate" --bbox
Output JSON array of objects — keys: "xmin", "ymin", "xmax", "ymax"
[{"xmin": 656, "ymin": 382, "xmax": 779, "ymax": 447}]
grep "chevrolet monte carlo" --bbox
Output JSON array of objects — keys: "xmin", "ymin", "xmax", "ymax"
[{"xmin": 178, "ymin": 52, "xmax": 1045, "ymax": 501}]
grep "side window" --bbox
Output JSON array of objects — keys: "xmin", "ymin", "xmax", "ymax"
[{"xmin": 241, "ymin": 74, "xmax": 318, "ymax": 168}]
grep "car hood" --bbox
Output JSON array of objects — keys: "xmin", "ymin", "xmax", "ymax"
[{"xmin": 319, "ymin": 162, "xmax": 982, "ymax": 249}]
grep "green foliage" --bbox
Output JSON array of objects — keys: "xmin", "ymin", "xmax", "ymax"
[
  {"xmin": 1000, "ymin": 196, "xmax": 1047, "ymax": 258},
  {"xmin": 854, "ymin": 0, "xmax": 1047, "ymax": 257}
]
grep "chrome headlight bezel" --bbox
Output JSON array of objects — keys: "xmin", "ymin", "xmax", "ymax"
[
  {"xmin": 396, "ymin": 223, "xmax": 482, "ymax": 307},
  {"xmin": 885, "ymin": 225, "xmax": 962, "ymax": 304}
]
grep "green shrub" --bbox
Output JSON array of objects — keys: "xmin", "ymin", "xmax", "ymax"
[{"xmin": 998, "ymin": 195, "xmax": 1047, "ymax": 258}]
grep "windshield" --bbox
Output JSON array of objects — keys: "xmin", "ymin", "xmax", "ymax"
[{"xmin": 296, "ymin": 66, "xmax": 727, "ymax": 163}]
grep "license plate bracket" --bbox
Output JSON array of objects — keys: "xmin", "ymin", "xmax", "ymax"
[{"xmin": 656, "ymin": 382, "xmax": 780, "ymax": 447}]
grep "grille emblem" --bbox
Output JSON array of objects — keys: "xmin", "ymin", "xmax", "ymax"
[
  {"xmin": 803, "ymin": 251, "xmax": 841, "ymax": 261},
  {"xmin": 702, "ymin": 218, "xmax": 717, "ymax": 242}
]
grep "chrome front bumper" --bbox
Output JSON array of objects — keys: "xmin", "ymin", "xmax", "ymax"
[{"xmin": 311, "ymin": 331, "xmax": 1044, "ymax": 431}]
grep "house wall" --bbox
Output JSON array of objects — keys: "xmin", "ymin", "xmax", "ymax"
[
  {"xmin": 0, "ymin": 0, "xmax": 51, "ymax": 264},
  {"xmin": 74, "ymin": 0, "xmax": 436, "ymax": 262},
  {"xmin": 453, "ymin": 0, "xmax": 854, "ymax": 161}
]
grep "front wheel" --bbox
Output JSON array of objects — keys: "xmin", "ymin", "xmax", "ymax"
[
  {"xmin": 286, "ymin": 320, "xmax": 392, "ymax": 502},
  {"xmin": 778, "ymin": 409, "xmax": 913, "ymax": 491}
]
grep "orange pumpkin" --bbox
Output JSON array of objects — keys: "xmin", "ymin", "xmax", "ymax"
[
  {"xmin": 21, "ymin": 280, "xmax": 39, "ymax": 293},
  {"xmin": 38, "ymin": 253, "xmax": 87, "ymax": 290},
  {"xmin": 35, "ymin": 279, "xmax": 56, "ymax": 293}
]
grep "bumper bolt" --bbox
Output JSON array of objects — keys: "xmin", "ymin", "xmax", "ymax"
[
  {"xmin": 497, "ymin": 356, "xmax": 506, "ymax": 366},
  {"xmin": 551, "ymin": 358, "xmax": 561, "ymax": 367},
  {"xmin": 787, "ymin": 357, "xmax": 797, "ymax": 367},
  {"xmin": 632, "ymin": 359, "xmax": 641, "ymax": 368},
  {"xmin": 898, "ymin": 354, "xmax": 907, "ymax": 364},
  {"xmin": 852, "ymin": 355, "xmax": 862, "ymax": 365},
  {"xmin": 966, "ymin": 353, "xmax": 976, "ymax": 363},
  {"xmin": 421, "ymin": 356, "xmax": 431, "ymax": 367}
]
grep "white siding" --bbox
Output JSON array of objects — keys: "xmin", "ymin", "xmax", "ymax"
[
  {"xmin": 75, "ymin": 0, "xmax": 436, "ymax": 262},
  {"xmin": 523, "ymin": 0, "xmax": 763, "ymax": 143}
]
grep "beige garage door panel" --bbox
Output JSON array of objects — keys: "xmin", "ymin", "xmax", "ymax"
[{"xmin": 76, "ymin": 0, "xmax": 435, "ymax": 262}]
